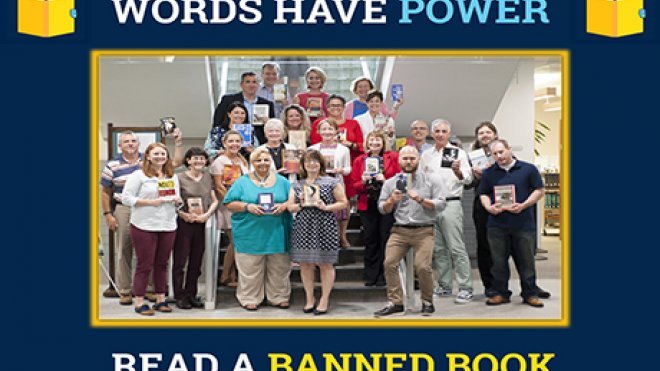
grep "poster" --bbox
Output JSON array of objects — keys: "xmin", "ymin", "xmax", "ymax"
[{"xmin": 6, "ymin": 1, "xmax": 658, "ymax": 370}]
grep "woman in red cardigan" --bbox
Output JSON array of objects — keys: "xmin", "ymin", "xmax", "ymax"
[{"xmin": 350, "ymin": 131, "xmax": 400, "ymax": 286}]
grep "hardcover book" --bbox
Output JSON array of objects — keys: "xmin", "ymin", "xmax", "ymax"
[
  {"xmin": 395, "ymin": 173, "xmax": 412, "ymax": 193},
  {"xmin": 323, "ymin": 154, "xmax": 335, "ymax": 171},
  {"xmin": 186, "ymin": 197, "xmax": 204, "ymax": 215},
  {"xmin": 365, "ymin": 156, "xmax": 381, "ymax": 175},
  {"xmin": 391, "ymin": 83, "xmax": 404, "ymax": 102},
  {"xmin": 468, "ymin": 148, "xmax": 495, "ymax": 170},
  {"xmin": 306, "ymin": 97, "xmax": 322, "ymax": 117},
  {"xmin": 337, "ymin": 128, "xmax": 347, "ymax": 142},
  {"xmin": 233, "ymin": 124, "xmax": 252, "ymax": 147},
  {"xmin": 441, "ymin": 147, "xmax": 459, "ymax": 168},
  {"xmin": 252, "ymin": 104, "xmax": 269, "ymax": 125},
  {"xmin": 157, "ymin": 179, "xmax": 176, "ymax": 197},
  {"xmin": 374, "ymin": 114, "xmax": 388, "ymax": 132},
  {"xmin": 258, "ymin": 192, "xmax": 274, "ymax": 213},
  {"xmin": 274, "ymin": 83, "xmax": 287, "ymax": 101},
  {"xmin": 283, "ymin": 149, "xmax": 302, "ymax": 174},
  {"xmin": 494, "ymin": 184, "xmax": 516, "ymax": 207},
  {"xmin": 222, "ymin": 164, "xmax": 241, "ymax": 186},
  {"xmin": 302, "ymin": 184, "xmax": 321, "ymax": 207},
  {"xmin": 287, "ymin": 130, "xmax": 307, "ymax": 150}
]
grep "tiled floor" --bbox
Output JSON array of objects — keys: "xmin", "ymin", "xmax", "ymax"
[{"xmin": 96, "ymin": 236, "xmax": 563, "ymax": 322}]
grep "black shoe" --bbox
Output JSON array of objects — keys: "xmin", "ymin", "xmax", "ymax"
[
  {"xmin": 364, "ymin": 281, "xmax": 376, "ymax": 287},
  {"xmin": 375, "ymin": 279, "xmax": 386, "ymax": 287},
  {"xmin": 176, "ymin": 297, "xmax": 192, "ymax": 310},
  {"xmin": 536, "ymin": 288, "xmax": 551, "ymax": 299},
  {"xmin": 313, "ymin": 308, "xmax": 328, "ymax": 316},
  {"xmin": 421, "ymin": 303, "xmax": 435, "ymax": 316},
  {"xmin": 189, "ymin": 297, "xmax": 205, "ymax": 308},
  {"xmin": 374, "ymin": 303, "xmax": 405, "ymax": 317},
  {"xmin": 302, "ymin": 303, "xmax": 316, "ymax": 314}
]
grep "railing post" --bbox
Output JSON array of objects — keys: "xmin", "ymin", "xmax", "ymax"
[{"xmin": 204, "ymin": 215, "xmax": 219, "ymax": 310}]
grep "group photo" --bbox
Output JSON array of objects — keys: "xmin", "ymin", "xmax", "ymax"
[{"xmin": 92, "ymin": 51, "xmax": 568, "ymax": 326}]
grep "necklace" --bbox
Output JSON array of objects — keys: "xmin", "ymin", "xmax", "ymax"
[{"xmin": 253, "ymin": 172, "xmax": 270, "ymax": 187}]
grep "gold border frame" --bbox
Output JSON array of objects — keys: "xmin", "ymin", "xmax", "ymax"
[{"xmin": 91, "ymin": 49, "xmax": 570, "ymax": 328}]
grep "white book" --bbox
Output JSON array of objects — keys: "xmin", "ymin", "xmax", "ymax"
[
  {"xmin": 468, "ymin": 148, "xmax": 495, "ymax": 170},
  {"xmin": 253, "ymin": 104, "xmax": 269, "ymax": 125}
]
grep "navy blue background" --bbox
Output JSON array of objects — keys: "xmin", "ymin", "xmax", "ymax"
[{"xmin": 5, "ymin": 1, "xmax": 659, "ymax": 370}]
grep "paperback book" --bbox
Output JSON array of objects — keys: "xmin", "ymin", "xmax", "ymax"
[
  {"xmin": 365, "ymin": 156, "xmax": 381, "ymax": 175},
  {"xmin": 494, "ymin": 184, "xmax": 516, "ymax": 207},
  {"xmin": 157, "ymin": 179, "xmax": 176, "ymax": 197},
  {"xmin": 306, "ymin": 97, "xmax": 323, "ymax": 117},
  {"xmin": 283, "ymin": 149, "xmax": 303, "ymax": 174},
  {"xmin": 287, "ymin": 130, "xmax": 307, "ymax": 150},
  {"xmin": 441, "ymin": 147, "xmax": 459, "ymax": 168},
  {"xmin": 186, "ymin": 197, "xmax": 204, "ymax": 215},
  {"xmin": 467, "ymin": 148, "xmax": 495, "ymax": 170},
  {"xmin": 222, "ymin": 164, "xmax": 241, "ymax": 186},
  {"xmin": 391, "ymin": 83, "xmax": 404, "ymax": 102},
  {"xmin": 302, "ymin": 184, "xmax": 321, "ymax": 207},
  {"xmin": 234, "ymin": 124, "xmax": 252, "ymax": 147},
  {"xmin": 252, "ymin": 104, "xmax": 270, "ymax": 125}
]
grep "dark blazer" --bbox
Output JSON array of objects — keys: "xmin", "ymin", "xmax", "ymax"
[{"xmin": 212, "ymin": 92, "xmax": 275, "ymax": 145}]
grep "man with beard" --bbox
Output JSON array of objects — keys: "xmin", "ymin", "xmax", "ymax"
[{"xmin": 373, "ymin": 146, "xmax": 446, "ymax": 317}]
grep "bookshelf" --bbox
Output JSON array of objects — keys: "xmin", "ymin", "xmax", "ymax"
[{"xmin": 542, "ymin": 172, "xmax": 560, "ymax": 236}]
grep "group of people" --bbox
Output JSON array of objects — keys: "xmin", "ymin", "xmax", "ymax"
[{"xmin": 100, "ymin": 62, "xmax": 550, "ymax": 317}]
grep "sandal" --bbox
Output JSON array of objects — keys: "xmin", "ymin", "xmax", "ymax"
[
  {"xmin": 242, "ymin": 304, "xmax": 258, "ymax": 311},
  {"xmin": 134, "ymin": 304, "xmax": 155, "ymax": 316},
  {"xmin": 152, "ymin": 302, "xmax": 172, "ymax": 313}
]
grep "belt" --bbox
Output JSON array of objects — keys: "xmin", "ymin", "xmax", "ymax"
[
  {"xmin": 446, "ymin": 197, "xmax": 461, "ymax": 201},
  {"xmin": 394, "ymin": 224, "xmax": 433, "ymax": 229}
]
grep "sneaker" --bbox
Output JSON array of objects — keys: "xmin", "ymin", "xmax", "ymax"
[
  {"xmin": 374, "ymin": 303, "xmax": 405, "ymax": 317},
  {"xmin": 420, "ymin": 302, "xmax": 435, "ymax": 316},
  {"xmin": 454, "ymin": 290, "xmax": 473, "ymax": 304},
  {"xmin": 119, "ymin": 294, "xmax": 133, "ymax": 306},
  {"xmin": 433, "ymin": 287, "xmax": 452, "ymax": 298}
]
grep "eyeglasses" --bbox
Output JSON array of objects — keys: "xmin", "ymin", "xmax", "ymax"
[{"xmin": 328, "ymin": 104, "xmax": 344, "ymax": 108}]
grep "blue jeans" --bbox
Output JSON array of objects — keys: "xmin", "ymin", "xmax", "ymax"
[{"xmin": 487, "ymin": 227, "xmax": 538, "ymax": 299}]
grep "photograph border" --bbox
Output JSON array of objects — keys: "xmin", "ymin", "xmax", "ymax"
[{"xmin": 91, "ymin": 49, "xmax": 570, "ymax": 328}]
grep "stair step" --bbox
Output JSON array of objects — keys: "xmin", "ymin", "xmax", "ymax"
[{"xmin": 216, "ymin": 281, "xmax": 388, "ymax": 303}]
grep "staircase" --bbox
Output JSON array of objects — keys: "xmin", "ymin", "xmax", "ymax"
[{"xmin": 215, "ymin": 212, "xmax": 388, "ymax": 303}]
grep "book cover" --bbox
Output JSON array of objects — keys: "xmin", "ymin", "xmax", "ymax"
[
  {"xmin": 365, "ymin": 156, "xmax": 381, "ymax": 175},
  {"xmin": 223, "ymin": 164, "xmax": 241, "ymax": 186},
  {"xmin": 157, "ymin": 179, "xmax": 176, "ymax": 197},
  {"xmin": 274, "ymin": 83, "xmax": 287, "ymax": 101},
  {"xmin": 337, "ymin": 128, "xmax": 347, "ymax": 142},
  {"xmin": 441, "ymin": 147, "xmax": 459, "ymax": 168},
  {"xmin": 391, "ymin": 83, "xmax": 404, "ymax": 102},
  {"xmin": 233, "ymin": 124, "xmax": 252, "ymax": 147},
  {"xmin": 186, "ymin": 197, "xmax": 204, "ymax": 215},
  {"xmin": 306, "ymin": 97, "xmax": 322, "ymax": 117},
  {"xmin": 374, "ymin": 114, "xmax": 388, "ymax": 132},
  {"xmin": 258, "ymin": 192, "xmax": 274, "ymax": 213},
  {"xmin": 302, "ymin": 183, "xmax": 320, "ymax": 207},
  {"xmin": 287, "ymin": 130, "xmax": 307, "ymax": 150},
  {"xmin": 494, "ymin": 184, "xmax": 516, "ymax": 207},
  {"xmin": 467, "ymin": 148, "xmax": 495, "ymax": 170},
  {"xmin": 252, "ymin": 104, "xmax": 270, "ymax": 125},
  {"xmin": 283, "ymin": 149, "xmax": 302, "ymax": 174},
  {"xmin": 323, "ymin": 154, "xmax": 335, "ymax": 171}
]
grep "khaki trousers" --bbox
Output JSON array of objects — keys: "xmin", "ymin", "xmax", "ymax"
[
  {"xmin": 383, "ymin": 226, "xmax": 435, "ymax": 305},
  {"xmin": 235, "ymin": 252, "xmax": 291, "ymax": 306}
]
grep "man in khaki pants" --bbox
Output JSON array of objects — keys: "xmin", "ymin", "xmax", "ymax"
[{"xmin": 374, "ymin": 146, "xmax": 446, "ymax": 317}]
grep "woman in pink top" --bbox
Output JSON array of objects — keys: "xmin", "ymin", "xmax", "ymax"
[{"xmin": 293, "ymin": 66, "xmax": 330, "ymax": 121}]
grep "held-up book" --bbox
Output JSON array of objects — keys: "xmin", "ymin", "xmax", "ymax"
[
  {"xmin": 258, "ymin": 192, "xmax": 275, "ymax": 213},
  {"xmin": 302, "ymin": 184, "xmax": 321, "ymax": 207},
  {"xmin": 222, "ymin": 164, "xmax": 241, "ymax": 186},
  {"xmin": 494, "ymin": 184, "xmax": 516, "ymax": 207},
  {"xmin": 252, "ymin": 104, "xmax": 270, "ymax": 125},
  {"xmin": 365, "ymin": 156, "xmax": 381, "ymax": 175},
  {"xmin": 234, "ymin": 124, "xmax": 252, "ymax": 148},
  {"xmin": 374, "ymin": 114, "xmax": 388, "ymax": 132},
  {"xmin": 441, "ymin": 147, "xmax": 459, "ymax": 168},
  {"xmin": 467, "ymin": 148, "xmax": 495, "ymax": 170},
  {"xmin": 186, "ymin": 197, "xmax": 204, "ymax": 215},
  {"xmin": 283, "ymin": 149, "xmax": 302, "ymax": 174},
  {"xmin": 323, "ymin": 154, "xmax": 335, "ymax": 171},
  {"xmin": 337, "ymin": 128, "xmax": 347, "ymax": 142},
  {"xmin": 395, "ymin": 173, "xmax": 412, "ymax": 193},
  {"xmin": 157, "ymin": 179, "xmax": 176, "ymax": 197},
  {"xmin": 274, "ymin": 83, "xmax": 287, "ymax": 101},
  {"xmin": 306, "ymin": 97, "xmax": 322, "ymax": 117},
  {"xmin": 391, "ymin": 84, "xmax": 404, "ymax": 102},
  {"xmin": 287, "ymin": 130, "xmax": 307, "ymax": 150}
]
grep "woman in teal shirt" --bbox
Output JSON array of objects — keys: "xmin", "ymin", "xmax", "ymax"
[{"xmin": 224, "ymin": 147, "xmax": 292, "ymax": 311}]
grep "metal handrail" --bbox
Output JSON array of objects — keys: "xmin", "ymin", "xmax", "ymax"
[{"xmin": 204, "ymin": 214, "xmax": 219, "ymax": 310}]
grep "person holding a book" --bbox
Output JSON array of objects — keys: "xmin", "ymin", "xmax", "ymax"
[
  {"xmin": 344, "ymin": 76, "xmax": 402, "ymax": 120},
  {"xmin": 209, "ymin": 130, "xmax": 250, "ymax": 288},
  {"xmin": 101, "ymin": 129, "xmax": 185, "ymax": 306},
  {"xmin": 172, "ymin": 147, "xmax": 219, "ymax": 310},
  {"xmin": 293, "ymin": 66, "xmax": 329, "ymax": 121},
  {"xmin": 350, "ymin": 131, "xmax": 400, "ymax": 287},
  {"xmin": 373, "ymin": 146, "xmax": 446, "ymax": 317},
  {"xmin": 281, "ymin": 104, "xmax": 312, "ymax": 148},
  {"xmin": 223, "ymin": 147, "xmax": 293, "ymax": 311},
  {"xmin": 205, "ymin": 101, "xmax": 253, "ymax": 160},
  {"xmin": 354, "ymin": 90, "xmax": 396, "ymax": 147},
  {"xmin": 478, "ymin": 139, "xmax": 545, "ymax": 308},
  {"xmin": 309, "ymin": 118, "xmax": 353, "ymax": 248},
  {"xmin": 212, "ymin": 71, "xmax": 275, "ymax": 144},
  {"xmin": 419, "ymin": 119, "xmax": 475, "ymax": 304},
  {"xmin": 257, "ymin": 62, "xmax": 289, "ymax": 119},
  {"xmin": 287, "ymin": 150, "xmax": 348, "ymax": 315},
  {"xmin": 256, "ymin": 119, "xmax": 297, "ymax": 173},
  {"xmin": 121, "ymin": 142, "xmax": 182, "ymax": 316},
  {"xmin": 310, "ymin": 94, "xmax": 364, "ymax": 161}
]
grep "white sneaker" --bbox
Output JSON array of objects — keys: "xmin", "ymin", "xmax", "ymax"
[
  {"xmin": 433, "ymin": 286, "xmax": 452, "ymax": 298},
  {"xmin": 454, "ymin": 290, "xmax": 473, "ymax": 304}
]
